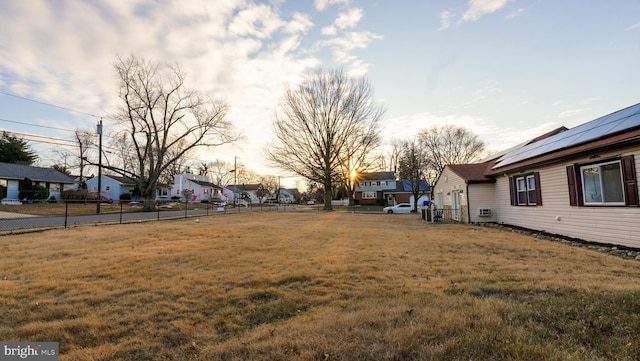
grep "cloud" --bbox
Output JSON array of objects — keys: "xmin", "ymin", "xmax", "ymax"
[
  {"xmin": 438, "ymin": 10, "xmax": 454, "ymax": 31},
  {"xmin": 461, "ymin": 0, "xmax": 509, "ymax": 22},
  {"xmin": 505, "ymin": 7, "xmax": 525, "ymax": 20},
  {"xmin": 321, "ymin": 7, "xmax": 362, "ymax": 35},
  {"xmin": 314, "ymin": 0, "xmax": 350, "ymax": 11},
  {"xmin": 626, "ymin": 22, "xmax": 640, "ymax": 31},
  {"xmin": 315, "ymin": 30, "xmax": 383, "ymax": 75}
]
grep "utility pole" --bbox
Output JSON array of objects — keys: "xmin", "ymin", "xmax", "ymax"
[{"xmin": 96, "ymin": 119, "xmax": 103, "ymax": 214}]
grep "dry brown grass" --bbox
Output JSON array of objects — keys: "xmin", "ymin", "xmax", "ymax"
[{"xmin": 1, "ymin": 212, "xmax": 640, "ymax": 360}]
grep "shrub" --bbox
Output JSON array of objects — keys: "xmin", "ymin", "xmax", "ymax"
[
  {"xmin": 376, "ymin": 198, "xmax": 388, "ymax": 207},
  {"xmin": 61, "ymin": 189, "xmax": 88, "ymax": 201},
  {"xmin": 119, "ymin": 192, "xmax": 132, "ymax": 201},
  {"xmin": 18, "ymin": 178, "xmax": 49, "ymax": 200}
]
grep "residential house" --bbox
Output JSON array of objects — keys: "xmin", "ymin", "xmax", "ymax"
[
  {"xmin": 86, "ymin": 175, "xmax": 137, "ymax": 202},
  {"xmin": 432, "ymin": 163, "xmax": 496, "ymax": 223},
  {"xmin": 173, "ymin": 174, "xmax": 224, "ymax": 202},
  {"xmin": 437, "ymin": 102, "xmax": 640, "ymax": 249},
  {"xmin": 271, "ymin": 188, "xmax": 298, "ymax": 204},
  {"xmin": 395, "ymin": 179, "xmax": 431, "ymax": 206},
  {"xmin": 354, "ymin": 171, "xmax": 430, "ymax": 206},
  {"xmin": 229, "ymin": 184, "xmax": 262, "ymax": 204},
  {"xmin": 155, "ymin": 183, "xmax": 173, "ymax": 202},
  {"xmin": 353, "ymin": 172, "xmax": 397, "ymax": 205},
  {"xmin": 0, "ymin": 162, "xmax": 76, "ymax": 201}
]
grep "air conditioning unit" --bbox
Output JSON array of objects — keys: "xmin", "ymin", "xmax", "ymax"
[{"xmin": 477, "ymin": 208, "xmax": 492, "ymax": 217}]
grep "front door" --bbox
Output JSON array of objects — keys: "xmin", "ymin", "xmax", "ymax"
[{"xmin": 451, "ymin": 190, "xmax": 461, "ymax": 221}]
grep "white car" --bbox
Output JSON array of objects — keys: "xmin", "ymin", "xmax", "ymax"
[{"xmin": 383, "ymin": 203, "xmax": 415, "ymax": 214}]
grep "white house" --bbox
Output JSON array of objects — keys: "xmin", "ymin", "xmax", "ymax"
[{"xmin": 173, "ymin": 174, "xmax": 224, "ymax": 203}]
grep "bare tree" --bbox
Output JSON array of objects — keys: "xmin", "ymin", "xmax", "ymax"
[
  {"xmin": 266, "ymin": 68, "xmax": 385, "ymax": 210},
  {"xmin": 96, "ymin": 54, "xmax": 237, "ymax": 211},
  {"xmin": 207, "ymin": 159, "xmax": 234, "ymax": 186},
  {"xmin": 337, "ymin": 118, "xmax": 381, "ymax": 206},
  {"xmin": 418, "ymin": 125, "xmax": 485, "ymax": 185},
  {"xmin": 397, "ymin": 138, "xmax": 430, "ymax": 212}
]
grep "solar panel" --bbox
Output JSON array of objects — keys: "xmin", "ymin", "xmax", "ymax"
[{"xmin": 493, "ymin": 102, "xmax": 640, "ymax": 169}]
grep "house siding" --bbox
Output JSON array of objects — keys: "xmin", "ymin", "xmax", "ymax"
[
  {"xmin": 432, "ymin": 168, "xmax": 468, "ymax": 222},
  {"xmin": 495, "ymin": 148, "xmax": 640, "ymax": 248},
  {"xmin": 468, "ymin": 183, "xmax": 496, "ymax": 223}
]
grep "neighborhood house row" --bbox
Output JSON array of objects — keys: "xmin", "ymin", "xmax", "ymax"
[{"xmin": 2, "ymin": 101, "xmax": 640, "ymax": 248}]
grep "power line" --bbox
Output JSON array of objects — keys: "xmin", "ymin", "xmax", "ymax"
[
  {"xmin": 0, "ymin": 90, "xmax": 106, "ymax": 119},
  {"xmin": 0, "ymin": 117, "xmax": 79, "ymax": 133}
]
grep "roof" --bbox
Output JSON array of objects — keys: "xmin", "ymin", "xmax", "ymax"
[
  {"xmin": 492, "ymin": 102, "xmax": 640, "ymax": 171},
  {"xmin": 448, "ymin": 163, "xmax": 496, "ymax": 183},
  {"xmin": 0, "ymin": 162, "xmax": 75, "ymax": 183},
  {"xmin": 106, "ymin": 175, "xmax": 137, "ymax": 185},
  {"xmin": 230, "ymin": 183, "xmax": 262, "ymax": 191},
  {"xmin": 396, "ymin": 179, "xmax": 430, "ymax": 192},
  {"xmin": 359, "ymin": 171, "xmax": 395, "ymax": 181},
  {"xmin": 187, "ymin": 178, "xmax": 222, "ymax": 189}
]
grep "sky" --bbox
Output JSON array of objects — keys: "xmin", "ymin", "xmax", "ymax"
[{"xmin": 1, "ymin": 0, "xmax": 639, "ymax": 183}]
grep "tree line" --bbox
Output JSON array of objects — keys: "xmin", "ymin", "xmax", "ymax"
[{"xmin": 2, "ymin": 55, "xmax": 486, "ymax": 211}]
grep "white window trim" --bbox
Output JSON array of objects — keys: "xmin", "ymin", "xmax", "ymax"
[{"xmin": 580, "ymin": 160, "xmax": 625, "ymax": 206}]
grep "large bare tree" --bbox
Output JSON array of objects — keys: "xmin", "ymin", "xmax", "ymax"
[
  {"xmin": 419, "ymin": 124, "xmax": 485, "ymax": 185},
  {"xmin": 99, "ymin": 55, "xmax": 237, "ymax": 211},
  {"xmin": 266, "ymin": 68, "xmax": 385, "ymax": 210},
  {"xmin": 397, "ymin": 138, "xmax": 430, "ymax": 212}
]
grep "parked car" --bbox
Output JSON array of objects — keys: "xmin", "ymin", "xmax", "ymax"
[
  {"xmin": 86, "ymin": 192, "xmax": 113, "ymax": 204},
  {"xmin": 383, "ymin": 203, "xmax": 415, "ymax": 214}
]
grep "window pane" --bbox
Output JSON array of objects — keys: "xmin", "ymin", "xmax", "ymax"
[
  {"xmin": 528, "ymin": 190, "xmax": 537, "ymax": 204},
  {"xmin": 602, "ymin": 163, "xmax": 624, "ymax": 202},
  {"xmin": 517, "ymin": 191, "xmax": 527, "ymax": 204},
  {"xmin": 582, "ymin": 167, "xmax": 602, "ymax": 203},
  {"xmin": 516, "ymin": 178, "xmax": 525, "ymax": 191}
]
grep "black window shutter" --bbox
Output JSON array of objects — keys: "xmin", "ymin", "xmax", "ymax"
[
  {"xmin": 566, "ymin": 165, "xmax": 577, "ymax": 206},
  {"xmin": 622, "ymin": 155, "xmax": 639, "ymax": 206},
  {"xmin": 508, "ymin": 176, "xmax": 515, "ymax": 206},
  {"xmin": 534, "ymin": 172, "xmax": 542, "ymax": 206}
]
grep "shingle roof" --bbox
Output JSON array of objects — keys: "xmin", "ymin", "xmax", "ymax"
[
  {"xmin": 106, "ymin": 175, "xmax": 137, "ymax": 185},
  {"xmin": 0, "ymin": 162, "xmax": 75, "ymax": 183},
  {"xmin": 448, "ymin": 163, "xmax": 496, "ymax": 183},
  {"xmin": 359, "ymin": 171, "xmax": 395, "ymax": 181},
  {"xmin": 397, "ymin": 179, "xmax": 430, "ymax": 192},
  {"xmin": 188, "ymin": 178, "xmax": 222, "ymax": 189}
]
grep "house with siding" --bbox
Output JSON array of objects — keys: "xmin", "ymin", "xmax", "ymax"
[
  {"xmin": 0, "ymin": 162, "xmax": 76, "ymax": 201},
  {"xmin": 354, "ymin": 172, "xmax": 430, "ymax": 206},
  {"xmin": 432, "ymin": 163, "xmax": 496, "ymax": 223},
  {"xmin": 173, "ymin": 174, "xmax": 224, "ymax": 202},
  {"xmin": 86, "ymin": 175, "xmax": 137, "ymax": 202},
  {"xmin": 353, "ymin": 172, "xmax": 397, "ymax": 205},
  {"xmin": 440, "ymin": 102, "xmax": 640, "ymax": 248}
]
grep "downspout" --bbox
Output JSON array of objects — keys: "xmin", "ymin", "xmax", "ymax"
[{"xmin": 465, "ymin": 182, "xmax": 471, "ymax": 223}]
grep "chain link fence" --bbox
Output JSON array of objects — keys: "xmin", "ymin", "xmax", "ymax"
[{"xmin": 0, "ymin": 200, "xmax": 323, "ymax": 234}]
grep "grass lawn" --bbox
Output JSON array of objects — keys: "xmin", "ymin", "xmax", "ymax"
[{"xmin": 1, "ymin": 212, "xmax": 640, "ymax": 360}]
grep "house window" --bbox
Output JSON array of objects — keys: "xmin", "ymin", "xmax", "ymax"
[
  {"xmin": 105, "ymin": 186, "xmax": 111, "ymax": 191},
  {"xmin": 567, "ymin": 156, "xmax": 638, "ymax": 206},
  {"xmin": 376, "ymin": 181, "xmax": 381, "ymax": 186},
  {"xmin": 509, "ymin": 172, "xmax": 542, "ymax": 206},
  {"xmin": 581, "ymin": 161, "xmax": 624, "ymax": 205},
  {"xmin": 362, "ymin": 191, "xmax": 377, "ymax": 199},
  {"xmin": 159, "ymin": 188, "xmax": 169, "ymax": 197}
]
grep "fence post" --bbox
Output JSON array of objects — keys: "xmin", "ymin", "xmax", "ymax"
[
  {"xmin": 157, "ymin": 201, "xmax": 160, "ymax": 221},
  {"xmin": 64, "ymin": 201, "xmax": 69, "ymax": 228},
  {"xmin": 119, "ymin": 201, "xmax": 123, "ymax": 224},
  {"xmin": 184, "ymin": 198, "xmax": 188, "ymax": 218}
]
